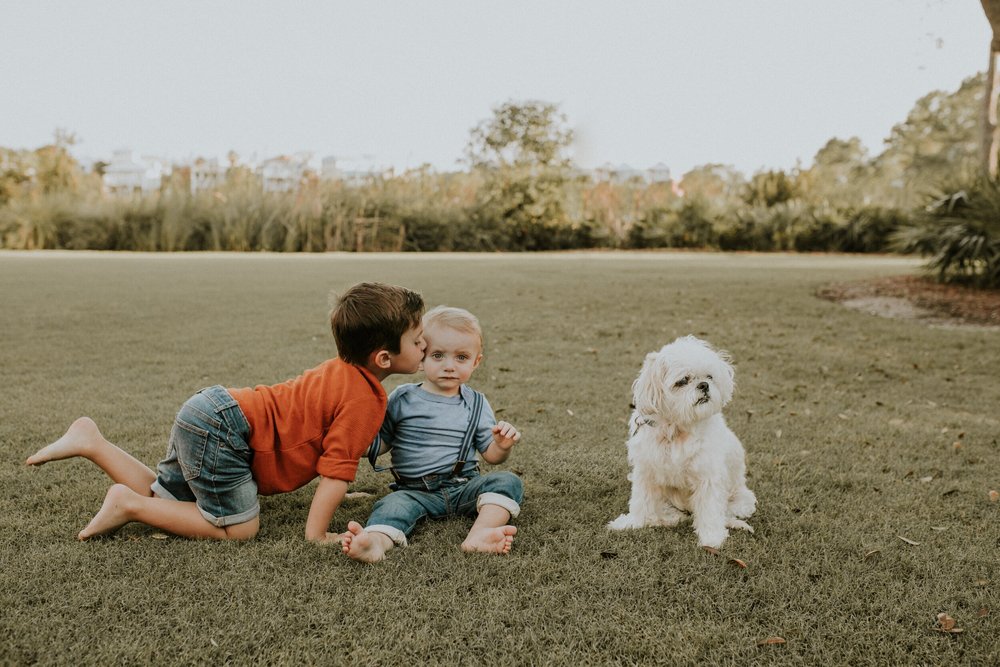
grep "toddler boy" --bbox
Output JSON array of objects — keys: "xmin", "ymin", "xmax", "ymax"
[{"xmin": 341, "ymin": 305, "xmax": 523, "ymax": 561}]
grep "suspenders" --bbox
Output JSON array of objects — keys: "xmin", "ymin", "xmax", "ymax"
[
  {"xmin": 452, "ymin": 388, "xmax": 484, "ymax": 477},
  {"xmin": 367, "ymin": 387, "xmax": 485, "ymax": 483}
]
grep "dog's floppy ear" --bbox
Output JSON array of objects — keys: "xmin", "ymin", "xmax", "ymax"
[
  {"xmin": 632, "ymin": 351, "xmax": 666, "ymax": 415},
  {"xmin": 714, "ymin": 346, "xmax": 736, "ymax": 405}
]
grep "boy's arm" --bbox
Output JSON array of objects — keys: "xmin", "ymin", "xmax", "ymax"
[
  {"xmin": 304, "ymin": 476, "xmax": 350, "ymax": 543},
  {"xmin": 481, "ymin": 421, "xmax": 520, "ymax": 464}
]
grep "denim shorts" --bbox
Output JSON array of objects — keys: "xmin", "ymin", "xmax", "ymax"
[
  {"xmin": 365, "ymin": 470, "xmax": 523, "ymax": 546},
  {"xmin": 151, "ymin": 385, "xmax": 259, "ymax": 527}
]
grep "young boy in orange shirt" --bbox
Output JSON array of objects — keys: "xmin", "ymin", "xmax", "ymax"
[{"xmin": 25, "ymin": 282, "xmax": 425, "ymax": 543}]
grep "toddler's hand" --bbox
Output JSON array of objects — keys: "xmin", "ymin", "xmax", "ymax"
[{"xmin": 492, "ymin": 421, "xmax": 521, "ymax": 450}]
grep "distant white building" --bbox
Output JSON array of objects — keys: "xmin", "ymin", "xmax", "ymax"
[
  {"xmin": 647, "ymin": 162, "xmax": 672, "ymax": 183},
  {"xmin": 191, "ymin": 158, "xmax": 227, "ymax": 193},
  {"xmin": 592, "ymin": 162, "xmax": 672, "ymax": 185},
  {"xmin": 320, "ymin": 155, "xmax": 341, "ymax": 181},
  {"xmin": 330, "ymin": 155, "xmax": 388, "ymax": 184},
  {"xmin": 259, "ymin": 153, "xmax": 312, "ymax": 192},
  {"xmin": 103, "ymin": 149, "xmax": 166, "ymax": 196}
]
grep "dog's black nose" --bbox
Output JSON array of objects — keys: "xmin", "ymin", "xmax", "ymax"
[{"xmin": 697, "ymin": 382, "xmax": 709, "ymax": 392}]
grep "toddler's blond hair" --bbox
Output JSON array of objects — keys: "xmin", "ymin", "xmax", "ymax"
[{"xmin": 423, "ymin": 306, "xmax": 483, "ymax": 350}]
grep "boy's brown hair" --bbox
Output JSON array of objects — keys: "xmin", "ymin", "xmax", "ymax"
[{"xmin": 330, "ymin": 282, "xmax": 424, "ymax": 365}]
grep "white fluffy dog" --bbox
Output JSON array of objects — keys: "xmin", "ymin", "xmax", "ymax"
[{"xmin": 608, "ymin": 336, "xmax": 756, "ymax": 549}]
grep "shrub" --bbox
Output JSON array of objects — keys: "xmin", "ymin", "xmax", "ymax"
[
  {"xmin": 627, "ymin": 199, "xmax": 717, "ymax": 249},
  {"xmin": 835, "ymin": 207, "xmax": 908, "ymax": 253},
  {"xmin": 894, "ymin": 178, "xmax": 1000, "ymax": 287}
]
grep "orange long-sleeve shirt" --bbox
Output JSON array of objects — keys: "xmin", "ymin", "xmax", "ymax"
[{"xmin": 228, "ymin": 358, "xmax": 386, "ymax": 495}]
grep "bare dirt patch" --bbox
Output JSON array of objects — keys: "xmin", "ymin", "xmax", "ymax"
[{"xmin": 817, "ymin": 275, "xmax": 1000, "ymax": 330}]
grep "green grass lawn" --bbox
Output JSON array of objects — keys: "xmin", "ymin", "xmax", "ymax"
[{"xmin": 1, "ymin": 250, "xmax": 997, "ymax": 665}]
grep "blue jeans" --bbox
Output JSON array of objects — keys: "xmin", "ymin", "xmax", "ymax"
[
  {"xmin": 365, "ymin": 471, "xmax": 523, "ymax": 546},
  {"xmin": 151, "ymin": 385, "xmax": 259, "ymax": 527}
]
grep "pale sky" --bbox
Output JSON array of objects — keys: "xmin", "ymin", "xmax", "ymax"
[{"xmin": 0, "ymin": 0, "xmax": 990, "ymax": 176}]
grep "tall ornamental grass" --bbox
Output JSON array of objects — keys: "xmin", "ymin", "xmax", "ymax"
[{"xmin": 0, "ymin": 177, "xmax": 909, "ymax": 253}]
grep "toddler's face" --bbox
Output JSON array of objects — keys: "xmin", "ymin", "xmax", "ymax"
[{"xmin": 420, "ymin": 324, "xmax": 482, "ymax": 396}]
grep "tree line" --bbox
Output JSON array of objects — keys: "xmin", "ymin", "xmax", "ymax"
[{"xmin": 1, "ymin": 74, "xmax": 997, "ymax": 285}]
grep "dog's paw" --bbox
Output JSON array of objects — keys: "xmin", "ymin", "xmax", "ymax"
[
  {"xmin": 607, "ymin": 514, "xmax": 639, "ymax": 531},
  {"xmin": 729, "ymin": 489, "xmax": 757, "ymax": 519},
  {"xmin": 726, "ymin": 518, "xmax": 754, "ymax": 534},
  {"xmin": 696, "ymin": 528, "xmax": 728, "ymax": 549}
]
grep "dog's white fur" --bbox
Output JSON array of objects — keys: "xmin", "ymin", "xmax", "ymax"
[{"xmin": 608, "ymin": 336, "xmax": 756, "ymax": 548}]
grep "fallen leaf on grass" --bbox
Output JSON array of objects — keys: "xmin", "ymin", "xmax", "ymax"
[
  {"xmin": 757, "ymin": 637, "xmax": 786, "ymax": 646},
  {"xmin": 700, "ymin": 546, "xmax": 746, "ymax": 568},
  {"xmin": 863, "ymin": 549, "xmax": 881, "ymax": 560},
  {"xmin": 919, "ymin": 476, "xmax": 935, "ymax": 483},
  {"xmin": 566, "ymin": 409, "xmax": 575, "ymax": 417},
  {"xmin": 151, "ymin": 533, "xmax": 169, "ymax": 540},
  {"xmin": 934, "ymin": 613, "xmax": 963, "ymax": 634},
  {"xmin": 897, "ymin": 535, "xmax": 921, "ymax": 546},
  {"xmin": 344, "ymin": 492, "xmax": 372, "ymax": 499},
  {"xmin": 978, "ymin": 608, "xmax": 989, "ymax": 618},
  {"xmin": 989, "ymin": 490, "xmax": 999, "ymax": 503},
  {"xmin": 930, "ymin": 526, "xmax": 948, "ymax": 532}
]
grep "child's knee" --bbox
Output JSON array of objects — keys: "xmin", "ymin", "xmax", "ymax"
[
  {"xmin": 223, "ymin": 516, "xmax": 260, "ymax": 541},
  {"xmin": 480, "ymin": 471, "xmax": 524, "ymax": 504}
]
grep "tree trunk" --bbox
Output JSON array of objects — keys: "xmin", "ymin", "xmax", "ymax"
[{"xmin": 980, "ymin": 1, "xmax": 1000, "ymax": 178}]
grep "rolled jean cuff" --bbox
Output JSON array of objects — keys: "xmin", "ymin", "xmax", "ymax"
[
  {"xmin": 477, "ymin": 492, "xmax": 520, "ymax": 518},
  {"xmin": 152, "ymin": 479, "xmax": 259, "ymax": 527},
  {"xmin": 197, "ymin": 503, "xmax": 259, "ymax": 528},
  {"xmin": 365, "ymin": 524, "xmax": 408, "ymax": 547},
  {"xmin": 150, "ymin": 480, "xmax": 176, "ymax": 500}
]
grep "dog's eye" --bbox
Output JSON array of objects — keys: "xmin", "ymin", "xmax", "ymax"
[{"xmin": 674, "ymin": 376, "xmax": 690, "ymax": 388}]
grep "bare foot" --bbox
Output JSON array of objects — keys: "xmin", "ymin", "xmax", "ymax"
[
  {"xmin": 26, "ymin": 417, "xmax": 105, "ymax": 466},
  {"xmin": 78, "ymin": 484, "xmax": 136, "ymax": 540},
  {"xmin": 340, "ymin": 521, "xmax": 389, "ymax": 563},
  {"xmin": 461, "ymin": 525, "xmax": 516, "ymax": 555}
]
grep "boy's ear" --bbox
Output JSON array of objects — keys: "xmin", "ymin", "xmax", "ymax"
[
  {"xmin": 372, "ymin": 349, "xmax": 392, "ymax": 370},
  {"xmin": 472, "ymin": 353, "xmax": 483, "ymax": 369}
]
